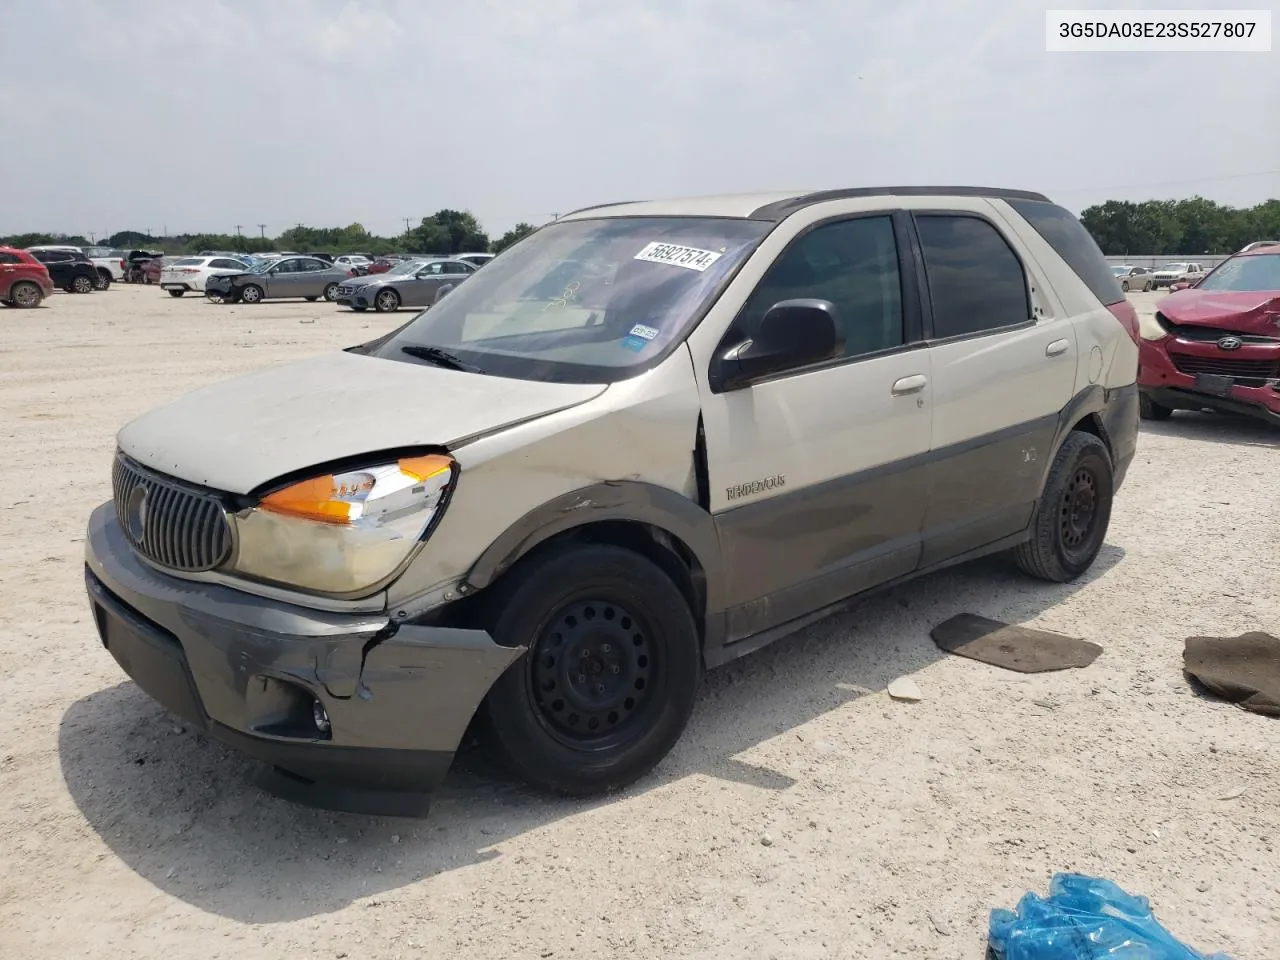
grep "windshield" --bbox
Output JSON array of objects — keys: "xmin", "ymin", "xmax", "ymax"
[
  {"xmin": 84, "ymin": 246, "xmax": 112, "ymax": 258},
  {"xmin": 174, "ymin": 257, "xmax": 204, "ymax": 266},
  {"xmin": 1159, "ymin": 263, "xmax": 1188, "ymax": 272},
  {"xmin": 1196, "ymin": 254, "xmax": 1280, "ymax": 293},
  {"xmin": 372, "ymin": 216, "xmax": 770, "ymax": 383},
  {"xmin": 1111, "ymin": 265, "xmax": 1128, "ymax": 275},
  {"xmin": 248, "ymin": 260, "xmax": 277, "ymax": 274}
]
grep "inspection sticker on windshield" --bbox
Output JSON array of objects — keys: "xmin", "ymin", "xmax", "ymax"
[
  {"xmin": 629, "ymin": 323, "xmax": 660, "ymax": 341},
  {"xmin": 633, "ymin": 241, "xmax": 723, "ymax": 272}
]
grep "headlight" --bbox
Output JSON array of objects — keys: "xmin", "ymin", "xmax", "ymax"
[
  {"xmin": 228, "ymin": 454, "xmax": 456, "ymax": 596},
  {"xmin": 1139, "ymin": 311, "xmax": 1170, "ymax": 341}
]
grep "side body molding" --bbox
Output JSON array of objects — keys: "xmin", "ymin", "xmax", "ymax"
[{"xmin": 462, "ymin": 479, "xmax": 727, "ymax": 621}]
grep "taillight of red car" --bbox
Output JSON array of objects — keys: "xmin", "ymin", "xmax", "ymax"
[{"xmin": 1108, "ymin": 300, "xmax": 1141, "ymax": 346}]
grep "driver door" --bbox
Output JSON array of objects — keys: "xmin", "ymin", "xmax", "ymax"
[{"xmin": 690, "ymin": 211, "xmax": 934, "ymax": 644}]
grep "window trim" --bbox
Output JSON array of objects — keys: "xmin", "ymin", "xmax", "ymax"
[
  {"xmin": 906, "ymin": 209, "xmax": 1035, "ymax": 347},
  {"xmin": 707, "ymin": 209, "xmax": 925, "ymax": 394}
]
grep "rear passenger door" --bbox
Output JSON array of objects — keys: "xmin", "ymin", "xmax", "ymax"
[
  {"xmin": 694, "ymin": 212, "xmax": 934, "ymax": 643},
  {"xmin": 266, "ymin": 258, "xmax": 303, "ymax": 297},
  {"xmin": 906, "ymin": 205, "xmax": 1077, "ymax": 567}
]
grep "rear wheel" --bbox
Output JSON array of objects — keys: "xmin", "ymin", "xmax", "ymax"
[
  {"xmin": 323, "ymin": 283, "xmax": 339, "ymax": 302},
  {"xmin": 239, "ymin": 284, "xmax": 263, "ymax": 304},
  {"xmin": 1142, "ymin": 280, "xmax": 1152, "ymax": 292},
  {"xmin": 94, "ymin": 270, "xmax": 111, "ymax": 290},
  {"xmin": 479, "ymin": 543, "xmax": 702, "ymax": 796},
  {"xmin": 374, "ymin": 289, "xmax": 400, "ymax": 312},
  {"xmin": 9, "ymin": 282, "xmax": 43, "ymax": 308},
  {"xmin": 1012, "ymin": 431, "xmax": 1114, "ymax": 583},
  {"xmin": 1139, "ymin": 393, "xmax": 1173, "ymax": 421},
  {"xmin": 71, "ymin": 275, "xmax": 94, "ymax": 294},
  {"xmin": 168, "ymin": 289, "xmax": 184, "ymax": 298},
  {"xmin": 304, "ymin": 295, "xmax": 318, "ymax": 302}
]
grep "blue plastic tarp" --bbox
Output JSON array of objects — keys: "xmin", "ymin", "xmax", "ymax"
[{"xmin": 988, "ymin": 873, "xmax": 1232, "ymax": 959}]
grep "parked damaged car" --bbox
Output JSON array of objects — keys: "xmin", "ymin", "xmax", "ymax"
[
  {"xmin": 84, "ymin": 186, "xmax": 1138, "ymax": 814},
  {"xmin": 1138, "ymin": 244, "xmax": 1280, "ymax": 426},
  {"xmin": 204, "ymin": 256, "xmax": 351, "ymax": 303}
]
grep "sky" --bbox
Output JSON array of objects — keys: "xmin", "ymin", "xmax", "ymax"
[{"xmin": 1, "ymin": 0, "xmax": 1276, "ymax": 240}]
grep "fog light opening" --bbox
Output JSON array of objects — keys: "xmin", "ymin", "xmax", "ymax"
[{"xmin": 312, "ymin": 699, "xmax": 332, "ymax": 736}]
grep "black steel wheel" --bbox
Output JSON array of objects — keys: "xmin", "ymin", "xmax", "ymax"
[
  {"xmin": 1012, "ymin": 431, "xmax": 1113, "ymax": 582},
  {"xmin": 480, "ymin": 542, "xmax": 701, "ymax": 796}
]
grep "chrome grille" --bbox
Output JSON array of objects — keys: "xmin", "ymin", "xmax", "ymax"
[
  {"xmin": 111, "ymin": 454, "xmax": 232, "ymax": 572},
  {"xmin": 1171, "ymin": 354, "xmax": 1280, "ymax": 384}
]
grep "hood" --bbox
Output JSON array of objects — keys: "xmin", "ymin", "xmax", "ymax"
[
  {"xmin": 1158, "ymin": 290, "xmax": 1280, "ymax": 334},
  {"xmin": 116, "ymin": 351, "xmax": 607, "ymax": 495}
]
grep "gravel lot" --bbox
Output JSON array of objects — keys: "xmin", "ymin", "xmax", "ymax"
[{"xmin": 1, "ymin": 285, "xmax": 1277, "ymax": 960}]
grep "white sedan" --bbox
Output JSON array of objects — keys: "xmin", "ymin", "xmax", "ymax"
[{"xmin": 159, "ymin": 256, "xmax": 252, "ymax": 297}]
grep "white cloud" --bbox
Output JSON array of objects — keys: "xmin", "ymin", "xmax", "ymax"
[{"xmin": 0, "ymin": 0, "xmax": 1275, "ymax": 237}]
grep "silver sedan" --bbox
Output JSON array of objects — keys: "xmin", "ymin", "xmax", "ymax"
[{"xmin": 339, "ymin": 257, "xmax": 477, "ymax": 312}]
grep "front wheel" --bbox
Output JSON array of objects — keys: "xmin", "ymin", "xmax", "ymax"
[
  {"xmin": 374, "ymin": 289, "xmax": 400, "ymax": 312},
  {"xmin": 168, "ymin": 289, "xmax": 184, "ymax": 298},
  {"xmin": 71, "ymin": 275, "xmax": 94, "ymax": 294},
  {"xmin": 1121, "ymin": 280, "xmax": 1130, "ymax": 292},
  {"xmin": 1139, "ymin": 393, "xmax": 1173, "ymax": 421},
  {"xmin": 239, "ymin": 284, "xmax": 263, "ymax": 304},
  {"xmin": 479, "ymin": 543, "xmax": 702, "ymax": 796},
  {"xmin": 94, "ymin": 270, "xmax": 111, "ymax": 291},
  {"xmin": 1012, "ymin": 431, "xmax": 1114, "ymax": 583}
]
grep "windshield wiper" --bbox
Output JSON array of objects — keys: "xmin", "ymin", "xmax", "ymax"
[{"xmin": 399, "ymin": 344, "xmax": 481, "ymax": 373}]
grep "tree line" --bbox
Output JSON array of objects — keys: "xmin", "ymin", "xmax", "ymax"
[
  {"xmin": 1079, "ymin": 197, "xmax": 1279, "ymax": 256},
  {"xmin": 6, "ymin": 196, "xmax": 1278, "ymax": 260},
  {"xmin": 0, "ymin": 209, "xmax": 538, "ymax": 258}
]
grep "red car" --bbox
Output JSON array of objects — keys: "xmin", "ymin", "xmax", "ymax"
[
  {"xmin": 1138, "ymin": 245, "xmax": 1280, "ymax": 426},
  {"xmin": 0, "ymin": 246, "xmax": 55, "ymax": 308}
]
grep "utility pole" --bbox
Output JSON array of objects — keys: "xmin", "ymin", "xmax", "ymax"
[
  {"xmin": 88, "ymin": 231, "xmax": 96, "ymax": 243},
  {"xmin": 402, "ymin": 217, "xmax": 412, "ymax": 237},
  {"xmin": 235, "ymin": 224, "xmax": 243, "ymax": 237},
  {"xmin": 258, "ymin": 224, "xmax": 266, "ymax": 239},
  {"xmin": 549, "ymin": 212, "xmax": 561, "ymax": 221}
]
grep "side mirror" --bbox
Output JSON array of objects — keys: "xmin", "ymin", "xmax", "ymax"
[{"xmin": 718, "ymin": 299, "xmax": 842, "ymax": 391}]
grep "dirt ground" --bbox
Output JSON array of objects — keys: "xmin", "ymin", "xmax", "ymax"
[{"xmin": 1, "ymin": 284, "xmax": 1277, "ymax": 960}]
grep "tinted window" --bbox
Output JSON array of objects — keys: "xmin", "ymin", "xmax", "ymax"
[
  {"xmin": 916, "ymin": 215, "xmax": 1030, "ymax": 339},
  {"xmin": 0, "ymin": 253, "xmax": 18, "ymax": 265},
  {"xmin": 734, "ymin": 215, "xmax": 904, "ymax": 358},
  {"xmin": 275, "ymin": 259, "xmax": 301, "ymax": 273},
  {"xmin": 211, "ymin": 259, "xmax": 244, "ymax": 269},
  {"xmin": 300, "ymin": 259, "xmax": 328, "ymax": 271},
  {"xmin": 1006, "ymin": 198, "xmax": 1125, "ymax": 306},
  {"xmin": 443, "ymin": 261, "xmax": 472, "ymax": 274}
]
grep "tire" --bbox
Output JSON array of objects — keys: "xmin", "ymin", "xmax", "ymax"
[
  {"xmin": 374, "ymin": 288, "xmax": 400, "ymax": 313},
  {"xmin": 323, "ymin": 283, "xmax": 339, "ymax": 302},
  {"xmin": 1142, "ymin": 281, "xmax": 1152, "ymax": 292},
  {"xmin": 8, "ymin": 282, "xmax": 43, "ymax": 308},
  {"xmin": 1139, "ymin": 393, "xmax": 1173, "ymax": 422},
  {"xmin": 168, "ymin": 289, "xmax": 185, "ymax": 298},
  {"xmin": 479, "ymin": 542, "xmax": 702, "ymax": 796},
  {"xmin": 71, "ymin": 275, "xmax": 94, "ymax": 294},
  {"xmin": 434, "ymin": 284, "xmax": 454, "ymax": 304},
  {"xmin": 1012, "ymin": 431, "xmax": 1114, "ymax": 583},
  {"xmin": 239, "ymin": 284, "xmax": 263, "ymax": 304},
  {"xmin": 304, "ymin": 296, "xmax": 319, "ymax": 302},
  {"xmin": 1121, "ymin": 280, "xmax": 1130, "ymax": 292},
  {"xmin": 94, "ymin": 270, "xmax": 111, "ymax": 291},
  {"xmin": 351, "ymin": 305, "xmax": 367, "ymax": 312}
]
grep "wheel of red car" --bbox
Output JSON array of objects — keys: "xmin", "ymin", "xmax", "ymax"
[
  {"xmin": 94, "ymin": 270, "xmax": 111, "ymax": 291},
  {"xmin": 1139, "ymin": 394, "xmax": 1173, "ymax": 422},
  {"xmin": 71, "ymin": 275, "xmax": 94, "ymax": 294},
  {"xmin": 239, "ymin": 284, "xmax": 264, "ymax": 304},
  {"xmin": 9, "ymin": 282, "xmax": 43, "ymax": 308}
]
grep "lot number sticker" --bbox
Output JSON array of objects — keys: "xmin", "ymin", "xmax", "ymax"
[
  {"xmin": 634, "ymin": 242, "xmax": 723, "ymax": 272},
  {"xmin": 629, "ymin": 323, "xmax": 660, "ymax": 341}
]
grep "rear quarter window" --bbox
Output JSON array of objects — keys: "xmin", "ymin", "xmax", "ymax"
[{"xmin": 1006, "ymin": 199, "xmax": 1125, "ymax": 306}]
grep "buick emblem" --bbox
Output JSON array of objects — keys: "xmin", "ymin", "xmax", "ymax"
[
  {"xmin": 1217, "ymin": 336, "xmax": 1242, "ymax": 351},
  {"xmin": 125, "ymin": 485, "xmax": 150, "ymax": 541}
]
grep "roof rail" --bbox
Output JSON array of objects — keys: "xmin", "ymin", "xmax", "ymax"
[
  {"xmin": 749, "ymin": 185, "xmax": 1052, "ymax": 220},
  {"xmin": 557, "ymin": 200, "xmax": 640, "ymax": 219}
]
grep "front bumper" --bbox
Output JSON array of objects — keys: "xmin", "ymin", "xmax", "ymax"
[
  {"xmin": 1139, "ymin": 338, "xmax": 1280, "ymax": 424},
  {"xmin": 83, "ymin": 502, "xmax": 522, "ymax": 813}
]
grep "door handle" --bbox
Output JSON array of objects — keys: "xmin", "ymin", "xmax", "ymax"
[
  {"xmin": 1046, "ymin": 339, "xmax": 1070, "ymax": 357},
  {"xmin": 891, "ymin": 374, "xmax": 928, "ymax": 396}
]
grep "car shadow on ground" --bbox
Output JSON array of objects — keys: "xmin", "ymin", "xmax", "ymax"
[
  {"xmin": 1141, "ymin": 410, "xmax": 1279, "ymax": 448},
  {"xmin": 59, "ymin": 544, "xmax": 1125, "ymax": 923}
]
